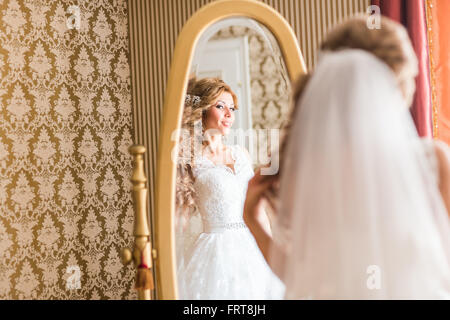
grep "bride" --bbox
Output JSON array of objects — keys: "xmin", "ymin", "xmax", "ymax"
[
  {"xmin": 244, "ymin": 16, "xmax": 450, "ymax": 299},
  {"xmin": 175, "ymin": 77, "xmax": 283, "ymax": 299}
]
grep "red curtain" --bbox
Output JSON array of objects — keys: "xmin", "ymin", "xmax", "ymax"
[{"xmin": 372, "ymin": 0, "xmax": 433, "ymax": 137}]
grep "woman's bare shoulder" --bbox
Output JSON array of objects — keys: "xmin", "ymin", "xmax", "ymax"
[
  {"xmin": 433, "ymin": 140, "xmax": 450, "ymax": 161},
  {"xmin": 432, "ymin": 140, "xmax": 450, "ymax": 179}
]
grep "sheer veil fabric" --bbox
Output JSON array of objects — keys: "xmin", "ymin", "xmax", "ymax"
[{"xmin": 270, "ymin": 49, "xmax": 450, "ymax": 299}]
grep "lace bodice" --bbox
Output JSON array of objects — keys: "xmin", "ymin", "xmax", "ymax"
[{"xmin": 192, "ymin": 145, "xmax": 254, "ymax": 232}]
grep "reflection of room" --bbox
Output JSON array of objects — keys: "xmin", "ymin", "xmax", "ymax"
[
  {"xmin": 1, "ymin": 0, "xmax": 449, "ymax": 302},
  {"xmin": 211, "ymin": 26, "xmax": 290, "ymax": 131},
  {"xmin": 191, "ymin": 19, "xmax": 291, "ymax": 168},
  {"xmin": 153, "ymin": 0, "xmax": 450, "ymax": 301}
]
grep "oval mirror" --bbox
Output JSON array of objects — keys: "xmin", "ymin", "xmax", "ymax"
[{"xmin": 156, "ymin": 0, "xmax": 307, "ymax": 299}]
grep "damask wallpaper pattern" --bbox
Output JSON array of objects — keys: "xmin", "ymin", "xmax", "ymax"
[{"xmin": 0, "ymin": 0, "xmax": 136, "ymax": 299}]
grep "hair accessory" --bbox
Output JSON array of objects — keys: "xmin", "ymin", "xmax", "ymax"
[{"xmin": 185, "ymin": 94, "xmax": 201, "ymax": 106}]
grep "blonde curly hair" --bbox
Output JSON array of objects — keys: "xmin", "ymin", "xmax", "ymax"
[
  {"xmin": 320, "ymin": 14, "xmax": 418, "ymax": 106},
  {"xmin": 176, "ymin": 77, "xmax": 238, "ymax": 222},
  {"xmin": 266, "ymin": 15, "xmax": 419, "ymax": 202}
]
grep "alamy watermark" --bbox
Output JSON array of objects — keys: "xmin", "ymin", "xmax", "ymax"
[
  {"xmin": 67, "ymin": 5, "xmax": 81, "ymax": 30},
  {"xmin": 171, "ymin": 125, "xmax": 281, "ymax": 176},
  {"xmin": 366, "ymin": 265, "xmax": 381, "ymax": 290},
  {"xmin": 367, "ymin": 5, "xmax": 381, "ymax": 30},
  {"xmin": 66, "ymin": 265, "xmax": 81, "ymax": 290}
]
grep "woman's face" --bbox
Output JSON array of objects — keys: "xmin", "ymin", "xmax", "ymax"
[{"xmin": 204, "ymin": 91, "xmax": 236, "ymax": 136}]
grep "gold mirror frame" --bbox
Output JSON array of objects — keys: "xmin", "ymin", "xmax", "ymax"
[{"xmin": 156, "ymin": 0, "xmax": 307, "ymax": 299}]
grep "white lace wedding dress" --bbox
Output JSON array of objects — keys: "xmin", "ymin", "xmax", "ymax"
[{"xmin": 177, "ymin": 144, "xmax": 284, "ymax": 300}]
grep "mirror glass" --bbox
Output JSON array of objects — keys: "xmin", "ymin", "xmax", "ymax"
[{"xmin": 175, "ymin": 17, "xmax": 290, "ymax": 299}]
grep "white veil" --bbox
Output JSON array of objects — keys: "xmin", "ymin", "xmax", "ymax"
[{"xmin": 270, "ymin": 49, "xmax": 450, "ymax": 299}]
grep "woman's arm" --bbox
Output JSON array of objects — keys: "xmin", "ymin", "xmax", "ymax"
[
  {"xmin": 243, "ymin": 170, "xmax": 287, "ymax": 281},
  {"xmin": 434, "ymin": 140, "xmax": 450, "ymax": 218},
  {"xmin": 239, "ymin": 146, "xmax": 274, "ymax": 235}
]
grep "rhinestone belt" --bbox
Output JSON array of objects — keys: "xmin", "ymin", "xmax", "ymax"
[{"xmin": 203, "ymin": 221, "xmax": 248, "ymax": 233}]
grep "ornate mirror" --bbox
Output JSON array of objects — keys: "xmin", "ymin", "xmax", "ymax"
[{"xmin": 155, "ymin": 0, "xmax": 307, "ymax": 299}]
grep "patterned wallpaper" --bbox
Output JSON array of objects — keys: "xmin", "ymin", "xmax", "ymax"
[{"xmin": 0, "ymin": 0, "xmax": 136, "ymax": 299}]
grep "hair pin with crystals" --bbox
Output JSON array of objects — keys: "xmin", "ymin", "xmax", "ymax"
[{"xmin": 185, "ymin": 94, "xmax": 201, "ymax": 106}]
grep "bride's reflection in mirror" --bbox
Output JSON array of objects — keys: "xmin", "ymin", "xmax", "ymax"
[{"xmin": 174, "ymin": 18, "xmax": 289, "ymax": 300}]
